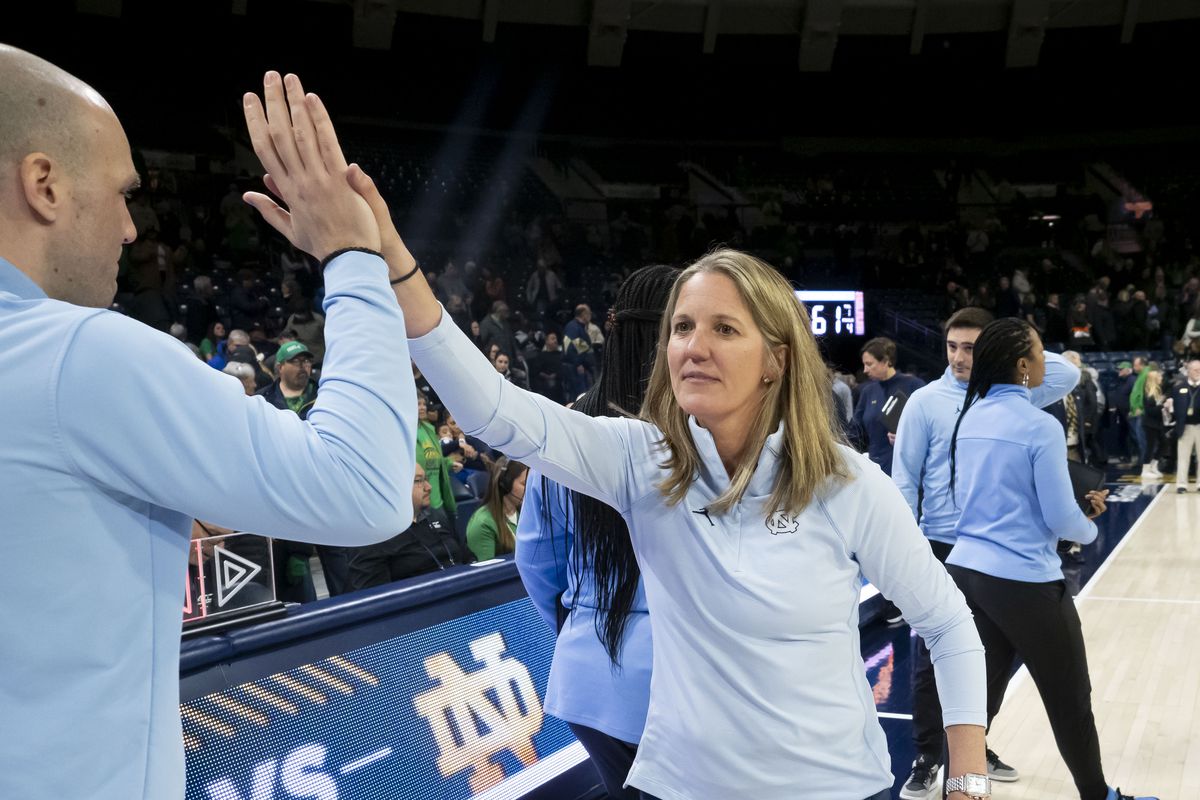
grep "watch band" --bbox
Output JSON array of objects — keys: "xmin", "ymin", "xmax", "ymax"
[{"xmin": 945, "ymin": 772, "xmax": 991, "ymax": 797}]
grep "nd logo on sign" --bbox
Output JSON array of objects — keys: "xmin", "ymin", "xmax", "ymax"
[{"xmin": 415, "ymin": 632, "xmax": 544, "ymax": 794}]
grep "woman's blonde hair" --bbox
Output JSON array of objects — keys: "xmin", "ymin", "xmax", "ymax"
[
  {"xmin": 1145, "ymin": 368, "xmax": 1163, "ymax": 401},
  {"xmin": 640, "ymin": 249, "xmax": 851, "ymax": 516}
]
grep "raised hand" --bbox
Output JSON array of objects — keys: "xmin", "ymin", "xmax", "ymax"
[{"xmin": 241, "ymin": 72, "xmax": 380, "ymax": 261}]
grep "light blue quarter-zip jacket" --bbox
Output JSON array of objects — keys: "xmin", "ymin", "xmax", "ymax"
[
  {"xmin": 893, "ymin": 353, "xmax": 1079, "ymax": 545},
  {"xmin": 411, "ymin": 310, "xmax": 986, "ymax": 800}
]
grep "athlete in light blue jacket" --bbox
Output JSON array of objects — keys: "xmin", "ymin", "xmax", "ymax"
[
  {"xmin": 362, "ymin": 171, "xmax": 992, "ymax": 800},
  {"xmin": 946, "ymin": 318, "xmax": 1155, "ymax": 800},
  {"xmin": 892, "ymin": 306, "xmax": 1080, "ymax": 798},
  {"xmin": 516, "ymin": 265, "xmax": 676, "ymax": 799}
]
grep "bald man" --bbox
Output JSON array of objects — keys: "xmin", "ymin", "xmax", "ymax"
[{"xmin": 0, "ymin": 48, "xmax": 417, "ymax": 799}]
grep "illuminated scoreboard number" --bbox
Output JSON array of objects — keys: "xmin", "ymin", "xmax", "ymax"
[{"xmin": 794, "ymin": 290, "xmax": 865, "ymax": 337}]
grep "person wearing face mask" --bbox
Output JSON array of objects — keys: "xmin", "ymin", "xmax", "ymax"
[
  {"xmin": 947, "ymin": 318, "xmax": 1155, "ymax": 800},
  {"xmin": 852, "ymin": 337, "xmax": 925, "ymax": 476},
  {"xmin": 892, "ymin": 307, "xmax": 1080, "ymax": 799},
  {"xmin": 465, "ymin": 457, "xmax": 528, "ymax": 561}
]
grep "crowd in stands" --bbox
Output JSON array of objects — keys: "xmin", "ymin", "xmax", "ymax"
[{"xmin": 149, "ymin": 137, "xmax": 1200, "ymax": 605}]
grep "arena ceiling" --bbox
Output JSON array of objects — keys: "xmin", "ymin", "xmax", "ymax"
[{"xmin": 298, "ymin": 0, "xmax": 1199, "ymax": 70}]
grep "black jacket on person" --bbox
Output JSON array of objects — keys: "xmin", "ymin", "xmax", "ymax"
[
  {"xmin": 257, "ymin": 379, "xmax": 318, "ymax": 420},
  {"xmin": 1169, "ymin": 379, "xmax": 1200, "ymax": 431},
  {"xmin": 346, "ymin": 508, "xmax": 472, "ymax": 591},
  {"xmin": 1046, "ymin": 381, "xmax": 1099, "ymax": 465}
]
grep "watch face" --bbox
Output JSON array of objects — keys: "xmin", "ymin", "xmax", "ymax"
[{"xmin": 963, "ymin": 773, "xmax": 991, "ymax": 793}]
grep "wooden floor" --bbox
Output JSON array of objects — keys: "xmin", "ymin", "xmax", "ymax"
[{"xmin": 987, "ymin": 489, "xmax": 1200, "ymax": 800}]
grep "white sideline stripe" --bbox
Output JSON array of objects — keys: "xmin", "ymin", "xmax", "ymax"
[
  {"xmin": 877, "ymin": 712, "xmax": 915, "ymax": 720},
  {"xmin": 999, "ymin": 486, "xmax": 1168, "ymax": 704},
  {"xmin": 473, "ymin": 742, "xmax": 590, "ymax": 800},
  {"xmin": 1079, "ymin": 595, "xmax": 1200, "ymax": 606},
  {"xmin": 340, "ymin": 747, "xmax": 393, "ymax": 774}
]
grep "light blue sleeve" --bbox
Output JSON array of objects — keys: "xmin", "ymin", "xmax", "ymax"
[
  {"xmin": 409, "ymin": 310, "xmax": 640, "ymax": 514},
  {"xmin": 54, "ymin": 252, "xmax": 417, "ymax": 544},
  {"xmin": 1031, "ymin": 419, "xmax": 1099, "ymax": 545},
  {"xmin": 1030, "ymin": 352, "xmax": 1080, "ymax": 409},
  {"xmin": 830, "ymin": 456, "xmax": 986, "ymax": 728},
  {"xmin": 515, "ymin": 469, "xmax": 571, "ymax": 631},
  {"xmin": 891, "ymin": 393, "xmax": 929, "ymax": 522}
]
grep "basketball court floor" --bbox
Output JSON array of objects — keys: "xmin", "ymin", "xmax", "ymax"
[{"xmin": 864, "ymin": 472, "xmax": 1195, "ymax": 799}]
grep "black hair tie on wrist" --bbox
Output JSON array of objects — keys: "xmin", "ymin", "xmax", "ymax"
[
  {"xmin": 390, "ymin": 262, "xmax": 421, "ymax": 285},
  {"xmin": 319, "ymin": 246, "xmax": 383, "ymax": 271}
]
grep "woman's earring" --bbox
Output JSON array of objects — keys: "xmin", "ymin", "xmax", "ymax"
[
  {"xmin": 1022, "ymin": 372, "xmax": 1030, "ymax": 387},
  {"xmin": 763, "ymin": 376, "xmax": 772, "ymax": 384}
]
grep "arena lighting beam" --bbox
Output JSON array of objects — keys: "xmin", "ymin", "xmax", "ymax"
[
  {"xmin": 799, "ymin": 0, "xmax": 844, "ymax": 73},
  {"xmin": 703, "ymin": 0, "xmax": 722, "ymax": 55},
  {"xmin": 909, "ymin": 0, "xmax": 930, "ymax": 55},
  {"xmin": 405, "ymin": 72, "xmax": 501, "ymax": 250},
  {"xmin": 588, "ymin": 0, "xmax": 632, "ymax": 68},
  {"xmin": 1121, "ymin": 0, "xmax": 1141, "ymax": 44},
  {"xmin": 1006, "ymin": 0, "xmax": 1049, "ymax": 69},
  {"xmin": 457, "ymin": 77, "xmax": 555, "ymax": 267},
  {"xmin": 352, "ymin": 0, "xmax": 399, "ymax": 50}
]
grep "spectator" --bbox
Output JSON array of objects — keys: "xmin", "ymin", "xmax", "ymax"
[
  {"xmin": 256, "ymin": 341, "xmax": 317, "ymax": 418},
  {"xmin": 222, "ymin": 361, "xmax": 258, "ymax": 397},
  {"xmin": 1181, "ymin": 307, "xmax": 1200, "ymax": 356},
  {"xmin": 852, "ymin": 337, "xmax": 924, "ymax": 476},
  {"xmin": 282, "ymin": 281, "xmax": 325, "ymax": 364},
  {"xmin": 1068, "ymin": 297, "xmax": 1094, "ymax": 349},
  {"xmin": 995, "ymin": 275, "xmax": 1020, "ymax": 318},
  {"xmin": 200, "ymin": 320, "xmax": 227, "ymax": 365},
  {"xmin": 346, "ymin": 463, "xmax": 468, "ymax": 590},
  {"xmin": 417, "ymin": 393, "xmax": 460, "ymax": 528},
  {"xmin": 1063, "ymin": 350, "xmax": 1106, "ymax": 465},
  {"xmin": 230, "ymin": 268, "xmax": 268, "ymax": 332},
  {"xmin": 1110, "ymin": 360, "xmax": 1136, "ymax": 465},
  {"xmin": 1167, "ymin": 358, "xmax": 1200, "ymax": 493},
  {"xmin": 445, "ymin": 293, "xmax": 472, "ymax": 335},
  {"xmin": 186, "ymin": 274, "xmax": 218, "ymax": 344},
  {"xmin": 436, "ymin": 260, "xmax": 470, "ymax": 306},
  {"xmin": 525, "ymin": 258, "xmax": 562, "ymax": 317},
  {"xmin": 479, "ymin": 300, "xmax": 519, "ymax": 363},
  {"xmin": 532, "ymin": 330, "xmax": 568, "ymax": 403},
  {"xmin": 439, "ymin": 415, "xmax": 489, "ymax": 472},
  {"xmin": 494, "ymin": 351, "xmax": 530, "ymax": 391},
  {"xmin": 1140, "ymin": 367, "xmax": 1167, "ymax": 481},
  {"xmin": 563, "ymin": 304, "xmax": 597, "ymax": 398},
  {"xmin": 466, "ymin": 457, "xmax": 529, "ymax": 560},
  {"xmin": 226, "ymin": 340, "xmax": 273, "ymax": 391}
]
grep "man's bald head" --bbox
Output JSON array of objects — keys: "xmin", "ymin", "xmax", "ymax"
[
  {"xmin": 0, "ymin": 45, "xmax": 138, "ymax": 307},
  {"xmin": 0, "ymin": 45, "xmax": 115, "ymax": 183}
]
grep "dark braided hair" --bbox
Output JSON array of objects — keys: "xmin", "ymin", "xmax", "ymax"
[
  {"xmin": 949, "ymin": 317, "xmax": 1038, "ymax": 500},
  {"xmin": 540, "ymin": 264, "xmax": 679, "ymax": 665}
]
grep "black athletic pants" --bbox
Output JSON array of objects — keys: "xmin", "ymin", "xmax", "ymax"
[
  {"xmin": 946, "ymin": 565, "xmax": 1108, "ymax": 800},
  {"xmin": 568, "ymin": 722, "xmax": 639, "ymax": 800},
  {"xmin": 911, "ymin": 539, "xmax": 955, "ymax": 760}
]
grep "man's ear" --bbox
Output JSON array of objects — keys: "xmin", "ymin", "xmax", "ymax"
[{"xmin": 19, "ymin": 153, "xmax": 66, "ymax": 224}]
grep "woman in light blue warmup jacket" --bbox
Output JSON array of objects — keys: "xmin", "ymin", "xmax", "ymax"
[
  {"xmin": 516, "ymin": 265, "xmax": 677, "ymax": 799},
  {"xmin": 356, "ymin": 151, "xmax": 990, "ymax": 800},
  {"xmin": 948, "ymin": 318, "xmax": 1156, "ymax": 800}
]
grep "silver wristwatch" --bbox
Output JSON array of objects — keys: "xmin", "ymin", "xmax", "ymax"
[{"xmin": 945, "ymin": 772, "xmax": 991, "ymax": 798}]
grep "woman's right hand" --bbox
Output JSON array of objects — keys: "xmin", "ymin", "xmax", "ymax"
[
  {"xmin": 347, "ymin": 163, "xmax": 444, "ymax": 337},
  {"xmin": 1085, "ymin": 488, "xmax": 1109, "ymax": 519}
]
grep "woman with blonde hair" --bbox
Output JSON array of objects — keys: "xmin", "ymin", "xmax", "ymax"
[
  {"xmin": 245, "ymin": 84, "xmax": 989, "ymax": 800},
  {"xmin": 1140, "ymin": 367, "xmax": 1167, "ymax": 480}
]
